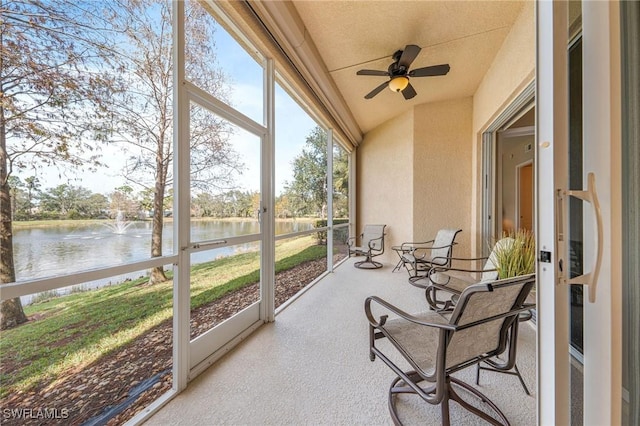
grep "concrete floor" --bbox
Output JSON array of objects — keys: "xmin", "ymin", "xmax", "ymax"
[{"xmin": 144, "ymin": 258, "xmax": 537, "ymax": 425}]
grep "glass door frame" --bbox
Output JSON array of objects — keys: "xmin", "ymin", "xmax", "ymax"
[
  {"xmin": 481, "ymin": 83, "xmax": 535, "ymax": 257},
  {"xmin": 536, "ymin": 1, "xmax": 623, "ymax": 424},
  {"xmin": 173, "ymin": 1, "xmax": 275, "ymax": 385}
]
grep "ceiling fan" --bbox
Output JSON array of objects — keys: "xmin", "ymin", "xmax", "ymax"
[{"xmin": 356, "ymin": 44, "xmax": 450, "ymax": 100}]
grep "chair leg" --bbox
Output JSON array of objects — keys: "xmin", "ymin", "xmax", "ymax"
[
  {"xmin": 476, "ymin": 362, "xmax": 531, "ymax": 396},
  {"xmin": 355, "ymin": 254, "xmax": 383, "ymax": 269},
  {"xmin": 392, "ymin": 258, "xmax": 404, "ymax": 272},
  {"xmin": 440, "ymin": 387, "xmax": 451, "ymax": 426},
  {"xmin": 369, "ymin": 325, "xmax": 376, "ymax": 362},
  {"xmin": 512, "ymin": 364, "xmax": 531, "ymax": 395},
  {"xmin": 448, "ymin": 377, "xmax": 510, "ymax": 426},
  {"xmin": 387, "ymin": 373, "xmax": 510, "ymax": 426}
]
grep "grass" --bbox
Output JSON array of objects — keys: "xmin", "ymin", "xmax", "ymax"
[
  {"xmin": 0, "ymin": 235, "xmax": 328, "ymax": 398},
  {"xmin": 492, "ymin": 229, "xmax": 536, "ymax": 279}
]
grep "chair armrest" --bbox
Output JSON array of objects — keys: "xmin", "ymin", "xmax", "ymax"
[
  {"xmin": 400, "ymin": 239, "xmax": 434, "ymax": 251},
  {"xmin": 364, "ymin": 296, "xmax": 456, "ymax": 330},
  {"xmin": 429, "ymin": 256, "xmax": 493, "ymax": 274},
  {"xmin": 367, "ymin": 235, "xmax": 384, "ymax": 249},
  {"xmin": 346, "ymin": 233, "xmax": 363, "ymax": 247},
  {"xmin": 412, "ymin": 242, "xmax": 458, "ymax": 261}
]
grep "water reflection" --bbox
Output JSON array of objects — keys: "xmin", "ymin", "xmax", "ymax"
[{"xmin": 16, "ymin": 219, "xmax": 315, "ymax": 282}]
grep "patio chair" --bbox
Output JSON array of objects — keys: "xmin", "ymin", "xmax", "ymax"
[
  {"xmin": 424, "ymin": 237, "xmax": 534, "ymax": 395},
  {"xmin": 424, "ymin": 237, "xmax": 515, "ymax": 311},
  {"xmin": 399, "ymin": 228, "xmax": 462, "ymax": 284},
  {"xmin": 365, "ymin": 273, "xmax": 535, "ymax": 425},
  {"xmin": 347, "ymin": 224, "xmax": 386, "ymax": 269}
]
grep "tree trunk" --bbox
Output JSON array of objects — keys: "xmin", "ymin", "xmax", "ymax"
[
  {"xmin": 0, "ymin": 105, "xmax": 28, "ymax": 329},
  {"xmin": 148, "ymin": 170, "xmax": 167, "ymax": 285},
  {"xmin": 1, "ymin": 297, "xmax": 28, "ymax": 329}
]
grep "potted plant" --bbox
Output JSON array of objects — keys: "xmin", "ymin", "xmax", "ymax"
[
  {"xmin": 492, "ymin": 229, "xmax": 536, "ymax": 322},
  {"xmin": 492, "ymin": 229, "xmax": 536, "ymax": 279}
]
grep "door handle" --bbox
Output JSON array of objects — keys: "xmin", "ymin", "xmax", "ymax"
[{"xmin": 557, "ymin": 172, "xmax": 603, "ymax": 303}]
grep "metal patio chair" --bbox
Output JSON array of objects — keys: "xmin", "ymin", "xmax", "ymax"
[
  {"xmin": 424, "ymin": 237, "xmax": 515, "ymax": 311},
  {"xmin": 399, "ymin": 228, "xmax": 462, "ymax": 284},
  {"xmin": 424, "ymin": 237, "xmax": 533, "ymax": 395},
  {"xmin": 365, "ymin": 273, "xmax": 535, "ymax": 425},
  {"xmin": 347, "ymin": 224, "xmax": 386, "ymax": 269}
]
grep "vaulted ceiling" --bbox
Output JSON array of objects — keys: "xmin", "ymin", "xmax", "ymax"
[{"xmin": 289, "ymin": 1, "xmax": 527, "ymax": 135}]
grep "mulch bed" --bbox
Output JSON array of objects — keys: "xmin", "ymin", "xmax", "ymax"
[{"xmin": 0, "ymin": 256, "xmax": 340, "ymax": 425}]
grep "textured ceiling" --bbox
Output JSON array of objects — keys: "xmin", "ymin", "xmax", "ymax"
[{"xmin": 291, "ymin": 1, "xmax": 526, "ymax": 134}]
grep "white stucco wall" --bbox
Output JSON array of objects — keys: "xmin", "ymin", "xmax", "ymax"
[
  {"xmin": 357, "ymin": 110, "xmax": 414, "ymax": 266},
  {"xmin": 471, "ymin": 1, "xmax": 536, "ymax": 252},
  {"xmin": 413, "ymin": 98, "xmax": 473, "ymax": 258},
  {"xmin": 473, "ymin": 1, "xmax": 535, "ymax": 131},
  {"xmin": 356, "ymin": 1, "xmax": 535, "ymax": 265}
]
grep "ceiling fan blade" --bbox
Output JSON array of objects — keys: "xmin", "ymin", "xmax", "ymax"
[
  {"xmin": 409, "ymin": 64, "xmax": 451, "ymax": 77},
  {"xmin": 364, "ymin": 81, "xmax": 389, "ymax": 99},
  {"xmin": 357, "ymin": 69, "xmax": 390, "ymax": 76},
  {"xmin": 401, "ymin": 83, "xmax": 417, "ymax": 100},
  {"xmin": 398, "ymin": 44, "xmax": 421, "ymax": 68}
]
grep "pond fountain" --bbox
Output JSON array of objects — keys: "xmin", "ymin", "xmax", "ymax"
[
  {"xmin": 103, "ymin": 210, "xmax": 135, "ymax": 234},
  {"xmin": 16, "ymin": 218, "xmax": 314, "ymax": 305}
]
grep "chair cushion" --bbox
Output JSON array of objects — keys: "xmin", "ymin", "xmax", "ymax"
[
  {"xmin": 382, "ymin": 311, "xmax": 450, "ymax": 376},
  {"xmin": 385, "ymin": 306, "xmax": 502, "ymax": 373},
  {"xmin": 430, "ymin": 229, "xmax": 460, "ymax": 262},
  {"xmin": 480, "ymin": 237, "xmax": 515, "ymax": 282},
  {"xmin": 361, "ymin": 225, "xmax": 385, "ymax": 250}
]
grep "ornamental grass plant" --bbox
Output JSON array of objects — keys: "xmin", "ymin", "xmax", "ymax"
[{"xmin": 493, "ymin": 229, "xmax": 536, "ymax": 279}]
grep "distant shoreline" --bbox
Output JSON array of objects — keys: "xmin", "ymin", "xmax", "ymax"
[{"xmin": 12, "ymin": 216, "xmax": 326, "ymax": 229}]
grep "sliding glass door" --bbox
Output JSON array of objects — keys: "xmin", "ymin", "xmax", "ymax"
[{"xmin": 536, "ymin": 1, "xmax": 623, "ymax": 424}]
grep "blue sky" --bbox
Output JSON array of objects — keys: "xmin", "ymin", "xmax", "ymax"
[
  {"xmin": 214, "ymin": 21, "xmax": 318, "ymax": 196},
  {"xmin": 21, "ymin": 5, "xmax": 318, "ymax": 198}
]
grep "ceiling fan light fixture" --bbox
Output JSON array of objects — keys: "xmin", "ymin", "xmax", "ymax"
[{"xmin": 388, "ymin": 76, "xmax": 409, "ymax": 93}]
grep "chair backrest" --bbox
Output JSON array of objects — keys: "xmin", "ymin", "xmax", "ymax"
[
  {"xmin": 429, "ymin": 228, "xmax": 462, "ymax": 265},
  {"xmin": 445, "ymin": 273, "xmax": 535, "ymax": 369},
  {"xmin": 362, "ymin": 224, "xmax": 386, "ymax": 250},
  {"xmin": 480, "ymin": 237, "xmax": 515, "ymax": 282}
]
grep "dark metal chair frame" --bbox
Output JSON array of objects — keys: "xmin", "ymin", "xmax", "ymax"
[
  {"xmin": 423, "ymin": 241, "xmax": 533, "ymax": 395},
  {"xmin": 365, "ymin": 274, "xmax": 535, "ymax": 426},
  {"xmin": 399, "ymin": 229, "xmax": 462, "ymax": 285},
  {"xmin": 347, "ymin": 224, "xmax": 386, "ymax": 269},
  {"xmin": 424, "ymin": 255, "xmax": 495, "ymax": 311}
]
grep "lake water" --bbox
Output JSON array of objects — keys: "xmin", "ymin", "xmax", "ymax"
[{"xmin": 14, "ymin": 219, "xmax": 314, "ymax": 303}]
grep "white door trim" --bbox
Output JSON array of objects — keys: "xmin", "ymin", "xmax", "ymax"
[
  {"xmin": 535, "ymin": 1, "xmax": 570, "ymax": 424},
  {"xmin": 582, "ymin": 1, "xmax": 623, "ymax": 424}
]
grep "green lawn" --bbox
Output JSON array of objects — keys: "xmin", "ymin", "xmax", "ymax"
[{"xmin": 0, "ymin": 235, "xmax": 327, "ymax": 398}]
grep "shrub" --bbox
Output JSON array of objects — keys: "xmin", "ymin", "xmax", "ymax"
[
  {"xmin": 314, "ymin": 219, "xmax": 349, "ymax": 244},
  {"xmin": 493, "ymin": 229, "xmax": 535, "ymax": 279}
]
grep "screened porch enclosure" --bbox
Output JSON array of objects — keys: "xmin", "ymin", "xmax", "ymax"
[{"xmin": 3, "ymin": 1, "xmax": 634, "ymax": 425}]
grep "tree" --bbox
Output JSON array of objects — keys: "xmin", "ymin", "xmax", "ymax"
[
  {"xmin": 39, "ymin": 184, "xmax": 96, "ymax": 218},
  {"xmin": 110, "ymin": 185, "xmax": 138, "ymax": 219},
  {"xmin": 109, "ymin": 0, "xmax": 242, "ymax": 284},
  {"xmin": 23, "ymin": 176, "xmax": 41, "ymax": 220},
  {"xmin": 284, "ymin": 126, "xmax": 328, "ymax": 218},
  {"xmin": 85, "ymin": 193, "xmax": 109, "ymax": 218},
  {"xmin": 192, "ymin": 192, "xmax": 215, "ymax": 217},
  {"xmin": 7, "ymin": 175, "xmax": 24, "ymax": 219},
  {"xmin": 332, "ymin": 144, "xmax": 349, "ymax": 218},
  {"xmin": 1, "ymin": 0, "xmax": 121, "ymax": 328}
]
